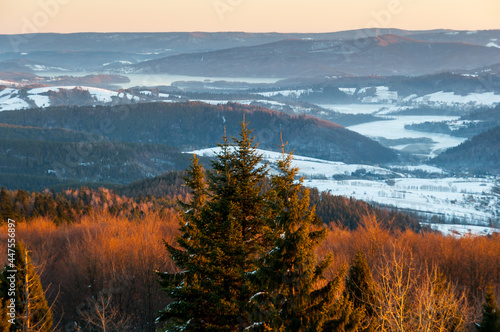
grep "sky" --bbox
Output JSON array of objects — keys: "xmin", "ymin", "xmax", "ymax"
[{"xmin": 0, "ymin": 0, "xmax": 499, "ymax": 34}]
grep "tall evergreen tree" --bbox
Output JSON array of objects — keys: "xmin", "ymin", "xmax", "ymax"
[
  {"xmin": 0, "ymin": 242, "xmax": 53, "ymax": 332},
  {"xmin": 341, "ymin": 251, "xmax": 378, "ymax": 332},
  {"xmin": 14, "ymin": 190, "xmax": 29, "ymax": 221},
  {"xmin": 158, "ymin": 121, "xmax": 270, "ymax": 331},
  {"xmin": 0, "ymin": 187, "xmax": 15, "ymax": 222},
  {"xmin": 157, "ymin": 155, "xmax": 209, "ymax": 331},
  {"xmin": 476, "ymin": 285, "xmax": 500, "ymax": 332},
  {"xmin": 32, "ymin": 193, "xmax": 57, "ymax": 219},
  {"xmin": 248, "ymin": 144, "xmax": 345, "ymax": 331}
]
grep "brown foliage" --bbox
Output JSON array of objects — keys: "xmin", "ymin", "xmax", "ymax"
[
  {"xmin": 0, "ymin": 207, "xmax": 498, "ymax": 331},
  {"xmin": 0, "ymin": 209, "xmax": 179, "ymax": 331},
  {"xmin": 320, "ymin": 216, "xmax": 500, "ymax": 330}
]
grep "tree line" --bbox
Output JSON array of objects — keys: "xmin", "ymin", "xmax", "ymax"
[
  {"xmin": 156, "ymin": 121, "xmax": 498, "ymax": 331},
  {"xmin": 0, "ymin": 102, "xmax": 397, "ymax": 164},
  {"xmin": 0, "ymin": 122, "xmax": 498, "ymax": 331}
]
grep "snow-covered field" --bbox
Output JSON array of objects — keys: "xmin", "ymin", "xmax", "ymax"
[
  {"xmin": 411, "ymin": 91, "xmax": 500, "ymax": 106},
  {"xmin": 0, "ymin": 80, "xmax": 21, "ymax": 87},
  {"xmin": 360, "ymin": 86, "xmax": 399, "ymax": 103},
  {"xmin": 27, "ymin": 94, "xmax": 50, "ymax": 108},
  {"xmin": 0, "ymin": 86, "xmax": 143, "ymax": 111},
  {"xmin": 189, "ymin": 147, "xmax": 500, "ymax": 233},
  {"xmin": 28, "ymin": 86, "xmax": 122, "ymax": 103},
  {"xmin": 421, "ymin": 223, "xmax": 499, "ymax": 237},
  {"xmin": 256, "ymin": 89, "xmax": 312, "ymax": 98},
  {"xmin": 190, "ymin": 147, "xmax": 401, "ymax": 178},
  {"xmin": 0, "ymin": 88, "xmax": 30, "ymax": 111},
  {"xmin": 317, "ymin": 103, "xmax": 393, "ymax": 114},
  {"xmin": 309, "ymin": 177, "xmax": 496, "ymax": 226},
  {"xmin": 347, "ymin": 115, "xmax": 467, "ymax": 158},
  {"xmin": 119, "ymin": 74, "xmax": 281, "ymax": 89}
]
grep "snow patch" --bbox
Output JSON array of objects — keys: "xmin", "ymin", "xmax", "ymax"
[
  {"xmin": 347, "ymin": 115, "xmax": 466, "ymax": 158},
  {"xmin": 486, "ymin": 42, "xmax": 500, "ymax": 49},
  {"xmin": 413, "ymin": 91, "xmax": 500, "ymax": 106},
  {"xmin": 0, "ymin": 80, "xmax": 21, "ymax": 87},
  {"xmin": 188, "ymin": 147, "xmax": 399, "ymax": 179},
  {"xmin": 423, "ymin": 223, "xmax": 499, "ymax": 237},
  {"xmin": 0, "ymin": 96, "xmax": 30, "ymax": 111},
  {"xmin": 187, "ymin": 147, "xmax": 499, "ymax": 227},
  {"xmin": 257, "ymin": 89, "xmax": 312, "ymax": 98},
  {"xmin": 361, "ymin": 86, "xmax": 398, "ymax": 104},
  {"xmin": 102, "ymin": 60, "xmax": 133, "ymax": 66},
  {"xmin": 339, "ymin": 88, "xmax": 356, "ymax": 95},
  {"xmin": 27, "ymin": 94, "xmax": 50, "ymax": 108}
]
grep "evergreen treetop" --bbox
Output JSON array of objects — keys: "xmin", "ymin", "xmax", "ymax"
[
  {"xmin": 477, "ymin": 285, "xmax": 500, "ymax": 332},
  {"xmin": 158, "ymin": 121, "xmax": 270, "ymax": 331},
  {"xmin": 248, "ymin": 142, "xmax": 346, "ymax": 331},
  {"xmin": 0, "ymin": 241, "xmax": 53, "ymax": 332}
]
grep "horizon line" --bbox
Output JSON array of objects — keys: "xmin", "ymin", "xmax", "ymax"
[{"xmin": 2, "ymin": 27, "xmax": 498, "ymax": 36}]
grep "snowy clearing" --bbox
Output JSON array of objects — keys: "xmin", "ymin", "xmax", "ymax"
[
  {"xmin": 411, "ymin": 91, "xmax": 500, "ymax": 106},
  {"xmin": 422, "ymin": 223, "xmax": 499, "ymax": 237},
  {"xmin": 347, "ymin": 116, "xmax": 466, "ymax": 158},
  {"xmin": 0, "ymin": 86, "xmax": 148, "ymax": 111},
  {"xmin": 360, "ymin": 86, "xmax": 398, "ymax": 103},
  {"xmin": 339, "ymin": 88, "xmax": 356, "ymax": 95},
  {"xmin": 188, "ymin": 147, "xmax": 499, "ymax": 230},
  {"xmin": 256, "ymin": 89, "xmax": 312, "ymax": 98},
  {"xmin": 27, "ymin": 94, "xmax": 50, "ymax": 108},
  {"xmin": 317, "ymin": 103, "xmax": 393, "ymax": 114},
  {"xmin": 31, "ymin": 86, "xmax": 121, "ymax": 103},
  {"xmin": 189, "ymin": 147, "xmax": 400, "ymax": 178},
  {"xmin": 0, "ymin": 96, "xmax": 30, "ymax": 111}
]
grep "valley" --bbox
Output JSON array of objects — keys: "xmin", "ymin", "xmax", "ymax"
[{"xmin": 1, "ymin": 29, "xmax": 500, "ymax": 234}]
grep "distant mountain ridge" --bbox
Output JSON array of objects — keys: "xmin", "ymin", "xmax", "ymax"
[
  {"xmin": 125, "ymin": 34, "xmax": 500, "ymax": 77},
  {"xmin": 1, "ymin": 29, "xmax": 499, "ymax": 75},
  {"xmin": 0, "ymin": 29, "xmax": 440, "ymax": 53}
]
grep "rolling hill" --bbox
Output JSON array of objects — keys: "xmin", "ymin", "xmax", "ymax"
[
  {"xmin": 126, "ymin": 34, "xmax": 500, "ymax": 77},
  {"xmin": 0, "ymin": 102, "xmax": 397, "ymax": 165},
  {"xmin": 1, "ymin": 30, "xmax": 499, "ymax": 75},
  {"xmin": 431, "ymin": 125, "xmax": 500, "ymax": 174}
]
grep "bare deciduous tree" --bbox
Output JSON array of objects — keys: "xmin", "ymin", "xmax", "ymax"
[
  {"xmin": 372, "ymin": 246, "xmax": 469, "ymax": 332},
  {"xmin": 78, "ymin": 293, "xmax": 131, "ymax": 332}
]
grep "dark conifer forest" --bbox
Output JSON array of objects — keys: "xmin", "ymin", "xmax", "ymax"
[{"xmin": 0, "ymin": 122, "xmax": 498, "ymax": 331}]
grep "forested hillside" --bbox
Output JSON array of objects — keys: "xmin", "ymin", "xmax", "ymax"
[
  {"xmin": 0, "ymin": 124, "xmax": 497, "ymax": 331},
  {"xmin": 405, "ymin": 104, "xmax": 500, "ymax": 138},
  {"xmin": 432, "ymin": 125, "xmax": 500, "ymax": 174},
  {"xmin": 0, "ymin": 102, "xmax": 397, "ymax": 163},
  {"xmin": 0, "ymin": 136, "xmax": 202, "ymax": 191}
]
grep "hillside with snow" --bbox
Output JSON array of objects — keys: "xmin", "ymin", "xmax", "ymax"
[
  {"xmin": 0, "ymin": 86, "xmax": 143, "ymax": 111},
  {"xmin": 191, "ymin": 147, "xmax": 500, "ymax": 232}
]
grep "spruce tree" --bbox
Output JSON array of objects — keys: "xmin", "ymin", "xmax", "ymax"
[
  {"xmin": 342, "ymin": 251, "xmax": 378, "ymax": 332},
  {"xmin": 200, "ymin": 122, "xmax": 269, "ymax": 329},
  {"xmin": 158, "ymin": 155, "xmax": 209, "ymax": 331},
  {"xmin": 158, "ymin": 121, "xmax": 269, "ymax": 331},
  {"xmin": 248, "ymin": 144, "xmax": 345, "ymax": 331},
  {"xmin": 14, "ymin": 190, "xmax": 29, "ymax": 221},
  {"xmin": 0, "ymin": 187, "xmax": 15, "ymax": 222},
  {"xmin": 0, "ymin": 242, "xmax": 53, "ymax": 332},
  {"xmin": 477, "ymin": 285, "xmax": 500, "ymax": 332}
]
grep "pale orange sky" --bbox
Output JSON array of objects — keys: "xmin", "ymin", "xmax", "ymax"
[{"xmin": 0, "ymin": 0, "xmax": 499, "ymax": 34}]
